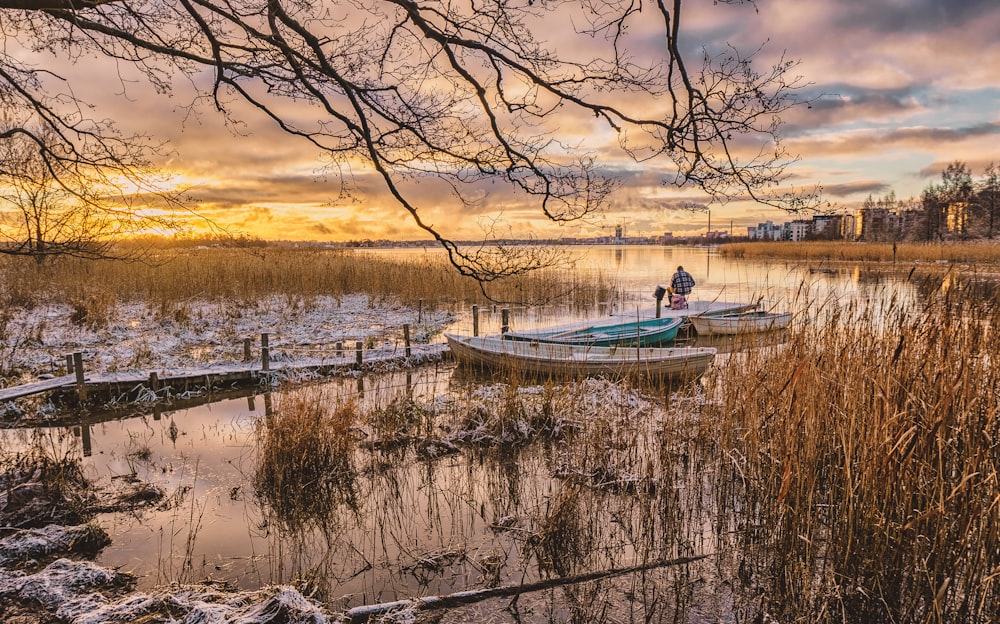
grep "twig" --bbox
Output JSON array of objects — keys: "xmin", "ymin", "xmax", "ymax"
[{"xmin": 343, "ymin": 554, "xmax": 710, "ymax": 622}]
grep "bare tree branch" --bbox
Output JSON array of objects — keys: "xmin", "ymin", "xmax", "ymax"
[{"xmin": 2, "ymin": 0, "xmax": 813, "ymax": 279}]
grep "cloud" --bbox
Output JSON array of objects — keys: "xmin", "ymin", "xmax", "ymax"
[
  {"xmin": 820, "ymin": 181, "xmax": 893, "ymax": 198},
  {"xmin": 789, "ymin": 122, "xmax": 1000, "ymax": 158},
  {"xmin": 918, "ymin": 158, "xmax": 1000, "ymax": 180},
  {"xmin": 826, "ymin": 0, "xmax": 1000, "ymax": 33}
]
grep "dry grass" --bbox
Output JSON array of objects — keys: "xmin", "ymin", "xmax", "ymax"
[
  {"xmin": 0, "ymin": 246, "xmax": 614, "ymax": 312},
  {"xmin": 254, "ymin": 387, "xmax": 359, "ymax": 531},
  {"xmin": 720, "ymin": 240, "xmax": 1000, "ymax": 264},
  {"xmin": 702, "ymin": 279, "xmax": 1000, "ymax": 622}
]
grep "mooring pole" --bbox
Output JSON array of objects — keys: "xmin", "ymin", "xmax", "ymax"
[
  {"xmin": 243, "ymin": 338, "xmax": 252, "ymax": 362},
  {"xmin": 653, "ymin": 285, "xmax": 666, "ymax": 319},
  {"xmin": 501, "ymin": 308, "xmax": 510, "ymax": 333},
  {"xmin": 261, "ymin": 333, "xmax": 270, "ymax": 371},
  {"xmin": 472, "ymin": 305, "xmax": 479, "ymax": 336}
]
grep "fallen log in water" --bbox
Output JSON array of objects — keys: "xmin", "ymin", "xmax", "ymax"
[{"xmin": 343, "ymin": 554, "xmax": 710, "ymax": 622}]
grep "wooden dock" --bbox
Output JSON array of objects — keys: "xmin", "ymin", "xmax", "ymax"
[{"xmin": 0, "ymin": 343, "xmax": 450, "ymax": 404}]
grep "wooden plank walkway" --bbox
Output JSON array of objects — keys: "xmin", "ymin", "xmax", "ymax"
[
  {"xmin": 0, "ymin": 375, "xmax": 77, "ymax": 402},
  {"xmin": 0, "ymin": 344, "xmax": 450, "ymax": 403}
]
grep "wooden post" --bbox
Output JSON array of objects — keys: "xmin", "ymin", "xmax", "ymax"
[
  {"xmin": 148, "ymin": 371, "xmax": 160, "ymax": 394},
  {"xmin": 65, "ymin": 354, "xmax": 74, "ymax": 375},
  {"xmin": 403, "ymin": 323, "xmax": 411, "ymax": 358},
  {"xmin": 243, "ymin": 338, "xmax": 252, "ymax": 362},
  {"xmin": 418, "ymin": 299, "xmax": 424, "ymax": 323},
  {"xmin": 336, "ymin": 341, "xmax": 343, "ymax": 357},
  {"xmin": 472, "ymin": 305, "xmax": 479, "ymax": 336},
  {"xmin": 501, "ymin": 308, "xmax": 510, "ymax": 333},
  {"xmin": 261, "ymin": 333, "xmax": 270, "ymax": 371},
  {"xmin": 356, "ymin": 341, "xmax": 363, "ymax": 367},
  {"xmin": 72, "ymin": 352, "xmax": 87, "ymax": 401}
]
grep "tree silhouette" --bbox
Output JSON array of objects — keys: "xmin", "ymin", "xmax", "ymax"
[
  {"xmin": 2, "ymin": 0, "xmax": 811, "ymax": 278},
  {"xmin": 0, "ymin": 126, "xmax": 186, "ymax": 262}
]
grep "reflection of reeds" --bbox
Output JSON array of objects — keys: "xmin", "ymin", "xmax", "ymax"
[
  {"xmin": 704, "ymin": 290, "xmax": 1000, "ymax": 622},
  {"xmin": 254, "ymin": 388, "xmax": 358, "ymax": 531},
  {"xmin": 0, "ymin": 448, "xmax": 93, "ymax": 529}
]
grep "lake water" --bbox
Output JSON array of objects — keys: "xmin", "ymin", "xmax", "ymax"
[
  {"xmin": 2, "ymin": 245, "xmax": 927, "ymax": 621},
  {"xmin": 407, "ymin": 244, "xmax": 914, "ymax": 337}
]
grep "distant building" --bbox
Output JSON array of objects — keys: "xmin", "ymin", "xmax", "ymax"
[
  {"xmin": 811, "ymin": 214, "xmax": 843, "ymax": 238},
  {"xmin": 784, "ymin": 220, "xmax": 810, "ymax": 242},
  {"xmin": 855, "ymin": 206, "xmax": 889, "ymax": 241},
  {"xmin": 841, "ymin": 213, "xmax": 857, "ymax": 240},
  {"xmin": 747, "ymin": 221, "xmax": 782, "ymax": 240}
]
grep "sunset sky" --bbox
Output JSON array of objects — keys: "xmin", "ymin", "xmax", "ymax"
[{"xmin": 9, "ymin": 0, "xmax": 1000, "ymax": 242}]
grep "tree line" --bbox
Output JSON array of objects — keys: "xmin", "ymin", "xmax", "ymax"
[{"xmin": 851, "ymin": 161, "xmax": 1000, "ymax": 242}]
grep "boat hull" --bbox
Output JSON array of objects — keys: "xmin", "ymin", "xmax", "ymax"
[
  {"xmin": 689, "ymin": 311, "xmax": 792, "ymax": 336},
  {"xmin": 446, "ymin": 334, "xmax": 716, "ymax": 380},
  {"xmin": 503, "ymin": 315, "xmax": 685, "ymax": 347}
]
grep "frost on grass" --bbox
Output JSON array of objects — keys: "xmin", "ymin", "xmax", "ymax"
[
  {"xmin": 1, "ymin": 557, "xmax": 330, "ymax": 624},
  {"xmin": 0, "ymin": 558, "xmax": 130, "ymax": 613},
  {"xmin": 370, "ymin": 377, "xmax": 657, "ymax": 447},
  {"xmin": 1, "ymin": 294, "xmax": 453, "ymax": 380},
  {"xmin": 0, "ymin": 524, "xmax": 110, "ymax": 568},
  {"xmin": 57, "ymin": 583, "xmax": 330, "ymax": 624}
]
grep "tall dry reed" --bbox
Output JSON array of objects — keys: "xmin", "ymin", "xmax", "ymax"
[
  {"xmin": 702, "ymin": 278, "xmax": 1000, "ymax": 622},
  {"xmin": 0, "ymin": 246, "xmax": 614, "ymax": 312},
  {"xmin": 720, "ymin": 240, "xmax": 1000, "ymax": 265},
  {"xmin": 254, "ymin": 388, "xmax": 359, "ymax": 531}
]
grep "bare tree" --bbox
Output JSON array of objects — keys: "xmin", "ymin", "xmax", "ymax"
[
  {"xmin": 976, "ymin": 162, "xmax": 999, "ymax": 240},
  {"xmin": 0, "ymin": 125, "xmax": 188, "ymax": 262},
  {"xmin": 2, "ymin": 0, "xmax": 811, "ymax": 280}
]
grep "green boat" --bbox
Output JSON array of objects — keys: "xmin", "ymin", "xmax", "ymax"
[{"xmin": 503, "ymin": 315, "xmax": 686, "ymax": 347}]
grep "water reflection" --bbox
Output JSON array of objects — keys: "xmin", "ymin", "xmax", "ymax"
[
  {"xmin": 1, "ymin": 365, "xmax": 738, "ymax": 619},
  {"xmin": 455, "ymin": 245, "xmax": 924, "ymax": 338}
]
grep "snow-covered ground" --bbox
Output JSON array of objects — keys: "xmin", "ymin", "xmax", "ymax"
[{"xmin": 1, "ymin": 294, "xmax": 456, "ymax": 384}]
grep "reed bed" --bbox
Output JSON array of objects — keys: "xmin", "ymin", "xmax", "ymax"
[
  {"xmin": 702, "ymin": 280, "xmax": 1000, "ymax": 622},
  {"xmin": 0, "ymin": 246, "xmax": 614, "ymax": 312},
  {"xmin": 246, "ymin": 376, "xmax": 709, "ymax": 617},
  {"xmin": 720, "ymin": 240, "xmax": 1000, "ymax": 264},
  {"xmin": 254, "ymin": 388, "xmax": 359, "ymax": 531}
]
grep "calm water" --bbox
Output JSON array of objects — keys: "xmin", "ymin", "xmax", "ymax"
[
  {"xmin": 3, "ymin": 246, "xmax": 923, "ymax": 620},
  {"xmin": 414, "ymin": 244, "xmax": 912, "ymax": 336}
]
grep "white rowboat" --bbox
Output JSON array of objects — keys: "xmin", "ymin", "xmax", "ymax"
[
  {"xmin": 688, "ymin": 310, "xmax": 792, "ymax": 336},
  {"xmin": 446, "ymin": 333, "xmax": 717, "ymax": 380}
]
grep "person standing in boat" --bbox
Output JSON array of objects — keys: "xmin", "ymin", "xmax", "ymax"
[{"xmin": 669, "ymin": 266, "xmax": 695, "ymax": 309}]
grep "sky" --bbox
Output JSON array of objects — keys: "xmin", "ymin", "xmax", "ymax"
[{"xmin": 8, "ymin": 0, "xmax": 1000, "ymax": 242}]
